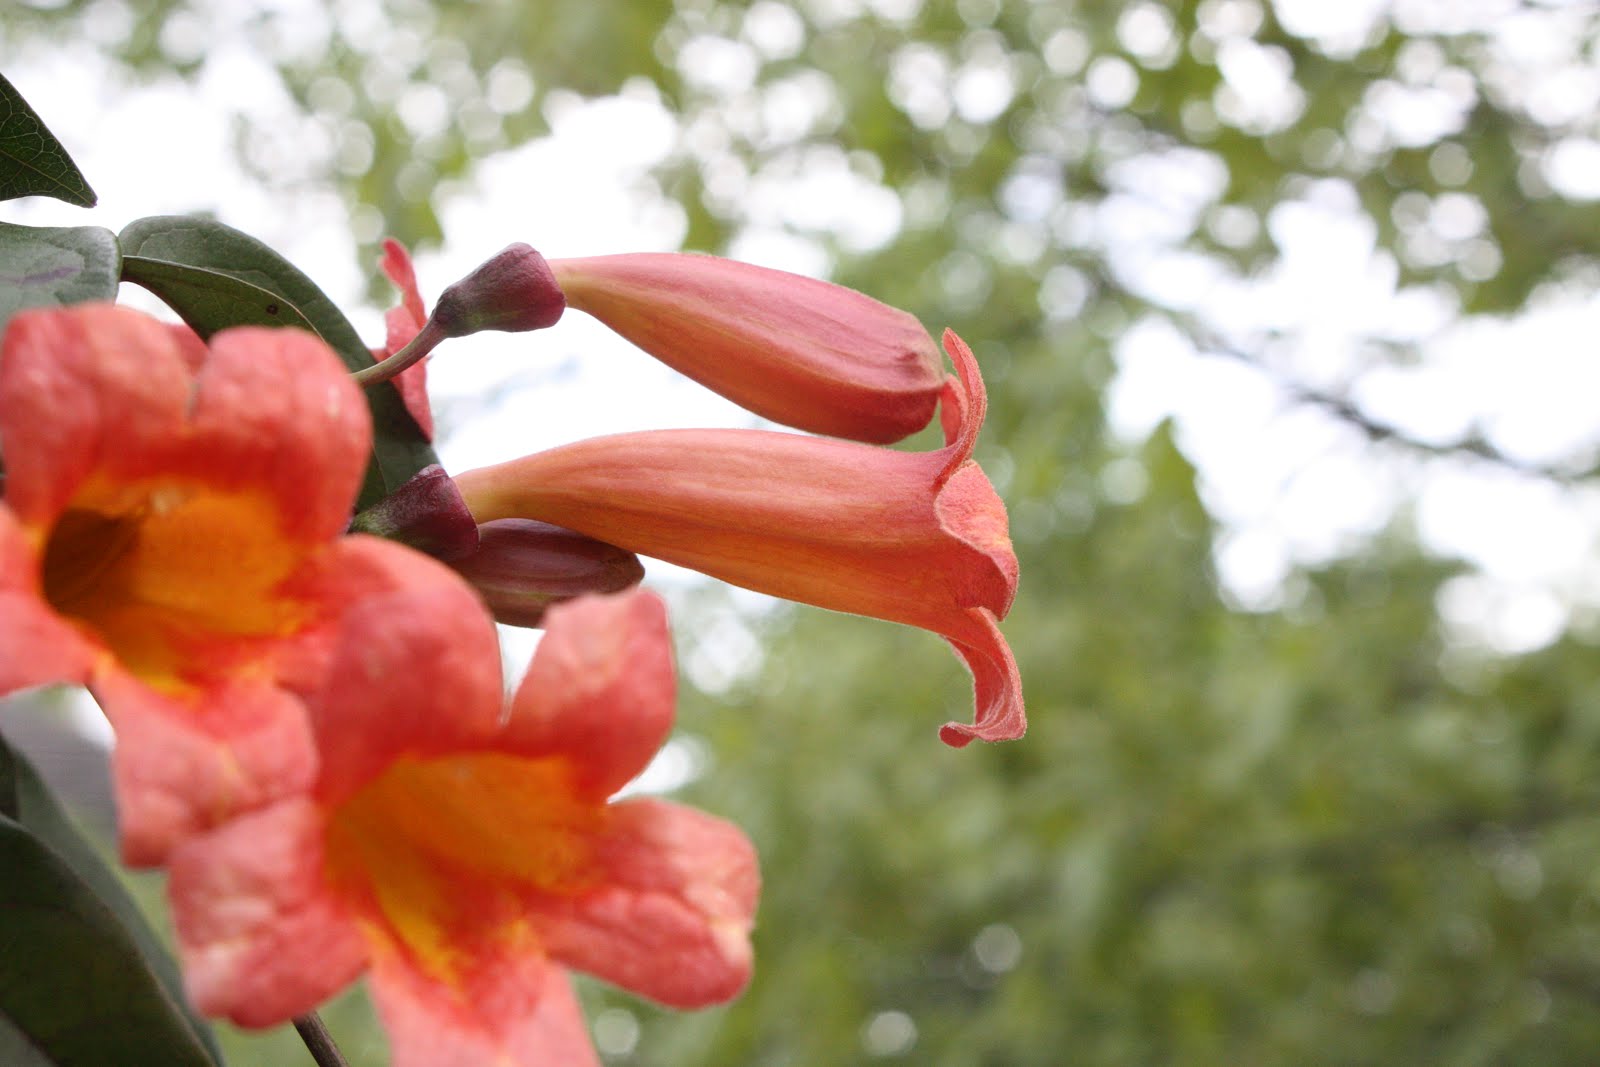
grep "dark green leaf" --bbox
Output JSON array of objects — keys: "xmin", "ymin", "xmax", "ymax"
[
  {"xmin": 2, "ymin": 735, "xmax": 224, "ymax": 1066},
  {"xmin": 118, "ymin": 215, "xmax": 438, "ymax": 510},
  {"xmin": 0, "ymin": 818, "xmax": 219, "ymax": 1066},
  {"xmin": 0, "ymin": 222, "xmax": 120, "ymax": 333},
  {"xmin": 0, "ymin": 74, "xmax": 96, "ymax": 207},
  {"xmin": 120, "ymin": 256, "xmax": 318, "ymax": 336},
  {"xmin": 117, "ymin": 216, "xmax": 372, "ymax": 367},
  {"xmin": 0, "ymin": 735, "xmax": 14, "ymax": 820},
  {"xmin": 0, "ymin": 1009, "xmax": 54, "ymax": 1067}
]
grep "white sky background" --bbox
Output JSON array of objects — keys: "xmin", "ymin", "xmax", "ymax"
[{"xmin": 6, "ymin": 0, "xmax": 1600, "ymax": 676}]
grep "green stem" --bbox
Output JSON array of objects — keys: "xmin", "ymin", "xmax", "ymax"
[
  {"xmin": 293, "ymin": 1012, "xmax": 349, "ymax": 1067},
  {"xmin": 351, "ymin": 318, "xmax": 449, "ymax": 388}
]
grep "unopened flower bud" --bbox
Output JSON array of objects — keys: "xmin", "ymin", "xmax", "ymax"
[
  {"xmin": 449, "ymin": 518, "xmax": 646, "ymax": 628},
  {"xmin": 348, "ymin": 464, "xmax": 479, "ymax": 562},
  {"xmin": 430, "ymin": 243, "xmax": 566, "ymax": 338},
  {"xmin": 550, "ymin": 253, "xmax": 945, "ymax": 444}
]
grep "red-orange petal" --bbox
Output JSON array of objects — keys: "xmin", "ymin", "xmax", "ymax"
[
  {"xmin": 1, "ymin": 305, "xmax": 196, "ymax": 526},
  {"xmin": 299, "ymin": 538, "xmax": 504, "ymax": 807},
  {"xmin": 369, "ymin": 949, "xmax": 599, "ymax": 1067},
  {"xmin": 97, "ymin": 665, "xmax": 319, "ymax": 867},
  {"xmin": 187, "ymin": 326, "xmax": 372, "ymax": 543},
  {"xmin": 376, "ymin": 238, "xmax": 435, "ymax": 439},
  {"xmin": 381, "ymin": 238, "xmax": 428, "ymax": 337},
  {"xmin": 0, "ymin": 508, "xmax": 98, "ymax": 695},
  {"xmin": 535, "ymin": 797, "xmax": 758, "ymax": 1008},
  {"xmin": 938, "ymin": 608, "xmax": 1026, "ymax": 747},
  {"xmin": 168, "ymin": 799, "xmax": 366, "ymax": 1027},
  {"xmin": 502, "ymin": 590, "xmax": 675, "ymax": 800},
  {"xmin": 1, "ymin": 306, "xmax": 371, "ymax": 546}
]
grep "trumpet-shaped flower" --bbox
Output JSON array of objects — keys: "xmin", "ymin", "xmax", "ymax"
[
  {"xmin": 168, "ymin": 588, "xmax": 758, "ymax": 1067},
  {"xmin": 551, "ymin": 252, "xmax": 946, "ymax": 444},
  {"xmin": 455, "ymin": 330, "xmax": 1023, "ymax": 746},
  {"xmin": 0, "ymin": 304, "xmax": 460, "ymax": 863}
]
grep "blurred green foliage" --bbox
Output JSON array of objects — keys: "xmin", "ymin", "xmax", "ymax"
[{"xmin": 10, "ymin": 0, "xmax": 1600, "ymax": 1063}]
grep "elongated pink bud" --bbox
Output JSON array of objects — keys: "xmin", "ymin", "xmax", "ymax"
[
  {"xmin": 550, "ymin": 253, "xmax": 944, "ymax": 444},
  {"xmin": 449, "ymin": 518, "xmax": 646, "ymax": 627}
]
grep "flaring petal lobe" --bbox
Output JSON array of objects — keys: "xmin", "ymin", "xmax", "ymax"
[
  {"xmin": 369, "ymin": 949, "xmax": 599, "ymax": 1067},
  {"xmin": 505, "ymin": 590, "xmax": 675, "ymax": 799},
  {"xmin": 938, "ymin": 608, "xmax": 1026, "ymax": 747},
  {"xmin": 168, "ymin": 799, "xmax": 367, "ymax": 1027},
  {"xmin": 0, "ymin": 305, "xmax": 194, "ymax": 526},
  {"xmin": 300, "ymin": 538, "xmax": 504, "ymax": 805},
  {"xmin": 189, "ymin": 326, "xmax": 371, "ymax": 543},
  {"xmin": 97, "ymin": 667, "xmax": 318, "ymax": 866},
  {"xmin": 535, "ymin": 798, "xmax": 759, "ymax": 1008}
]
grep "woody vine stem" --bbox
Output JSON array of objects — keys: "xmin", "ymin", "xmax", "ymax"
[{"xmin": 293, "ymin": 1013, "xmax": 348, "ymax": 1067}]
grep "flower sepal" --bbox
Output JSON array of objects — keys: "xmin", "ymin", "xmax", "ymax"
[
  {"xmin": 449, "ymin": 518, "xmax": 646, "ymax": 628},
  {"xmin": 348, "ymin": 464, "xmax": 479, "ymax": 563}
]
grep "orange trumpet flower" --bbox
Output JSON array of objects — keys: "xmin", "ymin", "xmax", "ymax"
[{"xmin": 168, "ymin": 589, "xmax": 758, "ymax": 1067}]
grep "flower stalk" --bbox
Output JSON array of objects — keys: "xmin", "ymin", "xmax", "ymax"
[{"xmin": 293, "ymin": 1013, "xmax": 349, "ymax": 1067}]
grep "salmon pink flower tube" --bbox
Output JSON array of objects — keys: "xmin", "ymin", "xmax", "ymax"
[
  {"xmin": 550, "ymin": 252, "xmax": 945, "ymax": 444},
  {"xmin": 455, "ymin": 330, "xmax": 1023, "ymax": 746}
]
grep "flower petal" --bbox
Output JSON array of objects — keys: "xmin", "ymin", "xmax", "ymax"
[
  {"xmin": 0, "ymin": 508, "xmax": 98, "ymax": 695},
  {"xmin": 535, "ymin": 797, "xmax": 758, "ymax": 1008},
  {"xmin": 97, "ymin": 666, "xmax": 318, "ymax": 867},
  {"xmin": 168, "ymin": 799, "xmax": 366, "ymax": 1027},
  {"xmin": 1, "ymin": 304, "xmax": 195, "ymax": 526},
  {"xmin": 2, "ymin": 307, "xmax": 371, "ymax": 548},
  {"xmin": 368, "ymin": 948, "xmax": 599, "ymax": 1067},
  {"xmin": 300, "ymin": 539, "xmax": 504, "ymax": 806},
  {"xmin": 381, "ymin": 238, "xmax": 428, "ymax": 341},
  {"xmin": 503, "ymin": 590, "xmax": 675, "ymax": 799},
  {"xmin": 187, "ymin": 325, "xmax": 372, "ymax": 544},
  {"xmin": 377, "ymin": 238, "xmax": 435, "ymax": 439},
  {"xmin": 938, "ymin": 608, "xmax": 1026, "ymax": 747}
]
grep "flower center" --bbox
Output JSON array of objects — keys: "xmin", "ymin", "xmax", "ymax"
[
  {"xmin": 38, "ymin": 481, "xmax": 312, "ymax": 686},
  {"xmin": 41, "ymin": 506, "xmax": 143, "ymax": 613},
  {"xmin": 325, "ymin": 754, "xmax": 601, "ymax": 981}
]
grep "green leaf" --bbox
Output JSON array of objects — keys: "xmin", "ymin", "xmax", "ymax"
[
  {"xmin": 0, "ymin": 819, "xmax": 222, "ymax": 1066},
  {"xmin": 0, "ymin": 738, "xmax": 221, "ymax": 1066},
  {"xmin": 120, "ymin": 256, "xmax": 319, "ymax": 336},
  {"xmin": 2, "ymin": 735, "xmax": 224, "ymax": 1065},
  {"xmin": 0, "ymin": 222, "xmax": 120, "ymax": 333},
  {"xmin": 0, "ymin": 735, "xmax": 15, "ymax": 820},
  {"xmin": 118, "ymin": 215, "xmax": 438, "ymax": 511},
  {"xmin": 0, "ymin": 74, "xmax": 96, "ymax": 207},
  {"xmin": 0, "ymin": 1008, "xmax": 54, "ymax": 1067}
]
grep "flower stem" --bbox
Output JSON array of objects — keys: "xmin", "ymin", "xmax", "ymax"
[
  {"xmin": 351, "ymin": 318, "xmax": 449, "ymax": 388},
  {"xmin": 293, "ymin": 1012, "xmax": 349, "ymax": 1067}
]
